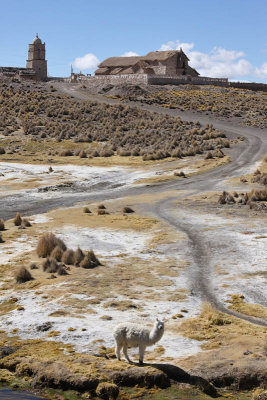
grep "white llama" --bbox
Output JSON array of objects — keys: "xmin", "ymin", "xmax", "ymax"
[{"xmin": 113, "ymin": 318, "xmax": 164, "ymax": 365}]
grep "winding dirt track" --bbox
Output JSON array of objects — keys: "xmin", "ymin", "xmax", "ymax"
[{"xmin": 1, "ymin": 83, "xmax": 267, "ymax": 326}]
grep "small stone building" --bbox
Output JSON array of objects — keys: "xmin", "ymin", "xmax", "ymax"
[{"xmin": 95, "ymin": 49, "xmax": 199, "ymax": 77}]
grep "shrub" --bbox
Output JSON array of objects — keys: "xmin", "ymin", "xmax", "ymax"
[
  {"xmin": 123, "ymin": 206, "xmax": 134, "ymax": 213},
  {"xmin": 174, "ymin": 171, "xmax": 185, "ymax": 177},
  {"xmin": 51, "ymin": 245, "xmax": 63, "ymax": 261},
  {"xmin": 14, "ymin": 212, "xmax": 22, "ymax": 226},
  {"xmin": 15, "ymin": 267, "xmax": 33, "ymax": 283},
  {"xmin": 43, "ymin": 258, "xmax": 58, "ymax": 273},
  {"xmin": 97, "ymin": 209, "xmax": 108, "ymax": 215},
  {"xmin": 205, "ymin": 152, "xmax": 213, "ymax": 159},
  {"xmin": 79, "ymin": 250, "xmax": 100, "ymax": 269},
  {"xmin": 0, "ymin": 219, "xmax": 5, "ymax": 231},
  {"xmin": 37, "ymin": 233, "xmax": 66, "ymax": 258},
  {"xmin": 59, "ymin": 149, "xmax": 73, "ymax": 156},
  {"xmin": 249, "ymin": 188, "xmax": 267, "ymax": 202},
  {"xmin": 74, "ymin": 247, "xmax": 84, "ymax": 266},
  {"xmin": 62, "ymin": 249, "xmax": 75, "ymax": 265},
  {"xmin": 22, "ymin": 218, "xmax": 31, "ymax": 227},
  {"xmin": 57, "ymin": 265, "xmax": 69, "ymax": 275},
  {"xmin": 79, "ymin": 150, "xmax": 87, "ymax": 158},
  {"xmin": 83, "ymin": 206, "xmax": 91, "ymax": 213}
]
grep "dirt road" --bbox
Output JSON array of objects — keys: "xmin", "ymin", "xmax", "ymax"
[{"xmin": 1, "ymin": 83, "xmax": 266, "ymax": 326}]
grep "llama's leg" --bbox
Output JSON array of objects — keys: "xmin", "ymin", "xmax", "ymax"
[
  {"xmin": 115, "ymin": 341, "xmax": 122, "ymax": 361},
  {"xmin": 123, "ymin": 344, "xmax": 131, "ymax": 363},
  {"xmin": 139, "ymin": 345, "xmax": 145, "ymax": 365}
]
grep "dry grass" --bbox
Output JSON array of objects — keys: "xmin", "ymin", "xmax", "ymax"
[
  {"xmin": 0, "ymin": 218, "xmax": 5, "ymax": 231},
  {"xmin": 42, "ymin": 258, "xmax": 59, "ymax": 273},
  {"xmin": 83, "ymin": 206, "xmax": 91, "ymax": 214},
  {"xmin": 0, "ymin": 79, "xmax": 232, "ymax": 162},
  {"xmin": 14, "ymin": 212, "xmax": 22, "ymax": 226},
  {"xmin": 15, "ymin": 267, "xmax": 34, "ymax": 283},
  {"xmin": 62, "ymin": 249, "xmax": 75, "ymax": 265},
  {"xmin": 36, "ymin": 233, "xmax": 66, "ymax": 258},
  {"xmin": 74, "ymin": 247, "xmax": 84, "ymax": 266},
  {"xmin": 50, "ymin": 245, "xmax": 63, "ymax": 261},
  {"xmin": 80, "ymin": 250, "xmax": 101, "ymax": 269},
  {"xmin": 122, "ymin": 206, "xmax": 134, "ymax": 213}
]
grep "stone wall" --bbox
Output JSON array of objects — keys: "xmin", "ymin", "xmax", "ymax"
[{"xmin": 67, "ymin": 73, "xmax": 267, "ymax": 92}]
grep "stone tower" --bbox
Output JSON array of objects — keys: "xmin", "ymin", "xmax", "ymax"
[{"xmin": 26, "ymin": 34, "xmax": 47, "ymax": 80}]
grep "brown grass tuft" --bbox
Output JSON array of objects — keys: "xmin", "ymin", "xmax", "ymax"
[
  {"xmin": 98, "ymin": 204, "xmax": 106, "ymax": 209},
  {"xmin": 123, "ymin": 206, "xmax": 135, "ymax": 213},
  {"xmin": 42, "ymin": 258, "xmax": 59, "ymax": 273},
  {"xmin": 0, "ymin": 233, "xmax": 3, "ymax": 243},
  {"xmin": 62, "ymin": 249, "xmax": 75, "ymax": 265},
  {"xmin": 83, "ymin": 206, "xmax": 91, "ymax": 213},
  {"xmin": 97, "ymin": 209, "xmax": 109, "ymax": 215},
  {"xmin": 30, "ymin": 263, "xmax": 39, "ymax": 270},
  {"xmin": 57, "ymin": 265, "xmax": 69, "ymax": 275},
  {"xmin": 15, "ymin": 267, "xmax": 33, "ymax": 283},
  {"xmin": 14, "ymin": 212, "xmax": 22, "ymax": 226},
  {"xmin": 51, "ymin": 245, "xmax": 63, "ymax": 261},
  {"xmin": 80, "ymin": 250, "xmax": 101, "ymax": 269},
  {"xmin": 37, "ymin": 233, "xmax": 66, "ymax": 258},
  {"xmin": 74, "ymin": 247, "xmax": 84, "ymax": 266},
  {"xmin": 0, "ymin": 219, "xmax": 5, "ymax": 231}
]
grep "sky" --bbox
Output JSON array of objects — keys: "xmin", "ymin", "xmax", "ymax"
[{"xmin": 0, "ymin": 0, "xmax": 266, "ymax": 82}]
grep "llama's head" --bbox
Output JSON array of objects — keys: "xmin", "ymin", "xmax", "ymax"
[{"xmin": 155, "ymin": 318, "xmax": 164, "ymax": 331}]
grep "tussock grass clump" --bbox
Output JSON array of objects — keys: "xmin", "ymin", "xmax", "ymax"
[
  {"xmin": 74, "ymin": 247, "xmax": 84, "ymax": 266},
  {"xmin": 22, "ymin": 218, "xmax": 31, "ymax": 227},
  {"xmin": 59, "ymin": 149, "xmax": 73, "ymax": 156},
  {"xmin": 174, "ymin": 171, "xmax": 186, "ymax": 177},
  {"xmin": 218, "ymin": 191, "xmax": 235, "ymax": 205},
  {"xmin": 80, "ymin": 250, "xmax": 101, "ymax": 269},
  {"xmin": 42, "ymin": 258, "xmax": 58, "ymax": 273},
  {"xmin": 98, "ymin": 204, "xmax": 106, "ymax": 209},
  {"xmin": 15, "ymin": 267, "xmax": 33, "ymax": 283},
  {"xmin": 51, "ymin": 245, "xmax": 63, "ymax": 261},
  {"xmin": 57, "ymin": 265, "xmax": 69, "ymax": 275},
  {"xmin": 123, "ymin": 206, "xmax": 134, "ymax": 213},
  {"xmin": 205, "ymin": 152, "xmax": 213, "ymax": 159},
  {"xmin": 0, "ymin": 147, "xmax": 6, "ymax": 154},
  {"xmin": 83, "ymin": 206, "xmax": 91, "ymax": 213},
  {"xmin": 97, "ymin": 209, "xmax": 109, "ymax": 215},
  {"xmin": 62, "ymin": 249, "xmax": 75, "ymax": 265},
  {"xmin": 249, "ymin": 188, "xmax": 267, "ymax": 202},
  {"xmin": 37, "ymin": 233, "xmax": 66, "ymax": 258},
  {"xmin": 14, "ymin": 212, "xmax": 22, "ymax": 226},
  {"xmin": 0, "ymin": 233, "xmax": 3, "ymax": 243},
  {"xmin": 0, "ymin": 219, "xmax": 5, "ymax": 231}
]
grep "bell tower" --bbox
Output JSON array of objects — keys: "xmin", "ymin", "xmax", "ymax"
[{"xmin": 26, "ymin": 34, "xmax": 47, "ymax": 80}]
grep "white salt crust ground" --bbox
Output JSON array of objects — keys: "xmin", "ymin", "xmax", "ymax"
[
  {"xmin": 0, "ymin": 162, "xmax": 158, "ymax": 198},
  {"xmin": 0, "ymin": 214, "xmax": 202, "ymax": 361},
  {"xmin": 172, "ymin": 209, "xmax": 267, "ymax": 308}
]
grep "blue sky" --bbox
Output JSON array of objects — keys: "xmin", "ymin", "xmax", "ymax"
[{"xmin": 0, "ymin": 0, "xmax": 266, "ymax": 82}]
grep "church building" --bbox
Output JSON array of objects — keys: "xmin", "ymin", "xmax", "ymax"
[
  {"xmin": 95, "ymin": 49, "xmax": 199, "ymax": 77},
  {"xmin": 0, "ymin": 34, "xmax": 47, "ymax": 81}
]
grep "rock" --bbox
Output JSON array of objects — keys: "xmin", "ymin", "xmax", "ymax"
[
  {"xmin": 110, "ymin": 366, "xmax": 170, "ymax": 389},
  {"xmin": 36, "ymin": 322, "xmax": 53, "ymax": 332},
  {"xmin": 96, "ymin": 382, "xmax": 119, "ymax": 399}
]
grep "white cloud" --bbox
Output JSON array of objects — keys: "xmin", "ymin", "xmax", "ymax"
[
  {"xmin": 121, "ymin": 51, "xmax": 139, "ymax": 57},
  {"xmin": 73, "ymin": 53, "xmax": 100, "ymax": 71},
  {"xmin": 255, "ymin": 62, "xmax": 267, "ymax": 78},
  {"xmin": 158, "ymin": 40, "xmax": 266, "ymax": 80}
]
